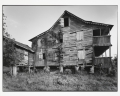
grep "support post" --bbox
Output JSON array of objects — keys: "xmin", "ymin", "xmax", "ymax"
[
  {"xmin": 92, "ymin": 46, "xmax": 95, "ymax": 66},
  {"xmin": 60, "ymin": 66, "xmax": 63, "ymax": 73},
  {"xmin": 75, "ymin": 65, "xmax": 79, "ymax": 73},
  {"xmin": 28, "ymin": 66, "xmax": 30, "ymax": 73},
  {"xmin": 90, "ymin": 66, "xmax": 94, "ymax": 73},
  {"xmin": 13, "ymin": 66, "xmax": 17, "ymax": 76},
  {"xmin": 108, "ymin": 27, "xmax": 112, "ymax": 73},
  {"xmin": 33, "ymin": 53, "xmax": 36, "ymax": 72},
  {"xmin": 44, "ymin": 66, "xmax": 50, "ymax": 72},
  {"xmin": 109, "ymin": 46, "xmax": 111, "ymax": 57},
  {"xmin": 28, "ymin": 52, "xmax": 30, "ymax": 73},
  {"xmin": 108, "ymin": 27, "xmax": 111, "ymax": 58},
  {"xmin": 108, "ymin": 67, "xmax": 112, "ymax": 74}
]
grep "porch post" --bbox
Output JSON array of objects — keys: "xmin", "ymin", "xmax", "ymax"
[
  {"xmin": 109, "ymin": 27, "xmax": 111, "ymax": 58},
  {"xmin": 105, "ymin": 50, "xmax": 107, "ymax": 57},
  {"xmin": 100, "ymin": 28, "xmax": 101, "ymax": 36},
  {"xmin": 109, "ymin": 47, "xmax": 111, "ymax": 57},
  {"xmin": 108, "ymin": 28, "xmax": 112, "ymax": 74}
]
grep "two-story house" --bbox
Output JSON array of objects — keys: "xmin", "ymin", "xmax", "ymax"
[{"xmin": 29, "ymin": 10, "xmax": 113, "ymax": 73}]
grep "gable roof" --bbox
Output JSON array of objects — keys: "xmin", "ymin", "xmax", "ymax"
[
  {"xmin": 29, "ymin": 10, "xmax": 114, "ymax": 41},
  {"xmin": 3, "ymin": 36, "xmax": 34, "ymax": 52},
  {"xmin": 15, "ymin": 41, "xmax": 34, "ymax": 52}
]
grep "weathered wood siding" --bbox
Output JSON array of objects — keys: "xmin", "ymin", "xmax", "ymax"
[
  {"xmin": 16, "ymin": 47, "xmax": 32, "ymax": 66},
  {"xmin": 61, "ymin": 15, "xmax": 94, "ymax": 66},
  {"xmin": 31, "ymin": 13, "xmax": 112, "ymax": 67},
  {"xmin": 93, "ymin": 35, "xmax": 111, "ymax": 46},
  {"xmin": 28, "ymin": 52, "xmax": 34, "ymax": 66},
  {"xmin": 34, "ymin": 38, "xmax": 45, "ymax": 66},
  {"xmin": 33, "ymin": 33, "xmax": 59, "ymax": 67},
  {"xmin": 95, "ymin": 57, "xmax": 111, "ymax": 68}
]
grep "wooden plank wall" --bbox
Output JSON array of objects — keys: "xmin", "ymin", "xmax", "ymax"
[
  {"xmin": 62, "ymin": 30, "xmax": 78, "ymax": 66},
  {"xmin": 16, "ymin": 47, "xmax": 28, "ymax": 65},
  {"xmin": 95, "ymin": 57, "xmax": 111, "ymax": 68},
  {"xmin": 32, "ymin": 14, "xmax": 109, "ymax": 67},
  {"xmin": 34, "ymin": 36, "xmax": 60, "ymax": 67},
  {"xmin": 83, "ymin": 30, "xmax": 93, "ymax": 64},
  {"xmin": 62, "ymin": 16, "xmax": 93, "ymax": 66},
  {"xmin": 28, "ymin": 52, "xmax": 34, "ymax": 66}
]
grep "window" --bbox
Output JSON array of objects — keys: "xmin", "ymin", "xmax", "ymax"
[
  {"xmin": 64, "ymin": 18, "xmax": 69, "ymax": 27},
  {"xmin": 43, "ymin": 53, "xmax": 46, "ymax": 59},
  {"xmin": 24, "ymin": 50, "xmax": 28, "ymax": 60},
  {"xmin": 39, "ymin": 49, "xmax": 43, "ymax": 59},
  {"xmin": 55, "ymin": 53, "xmax": 57, "ymax": 60},
  {"xmin": 76, "ymin": 32, "xmax": 84, "ymax": 40},
  {"xmin": 60, "ymin": 39, "xmax": 63, "ymax": 43},
  {"xmin": 93, "ymin": 29, "xmax": 101, "ymax": 36},
  {"xmin": 77, "ymin": 50, "xmax": 85, "ymax": 59},
  {"xmin": 24, "ymin": 55, "xmax": 28, "ymax": 60},
  {"xmin": 60, "ymin": 17, "xmax": 69, "ymax": 27},
  {"xmin": 39, "ymin": 53, "xmax": 43, "ymax": 59}
]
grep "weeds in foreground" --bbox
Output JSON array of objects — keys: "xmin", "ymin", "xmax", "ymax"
[{"xmin": 3, "ymin": 70, "xmax": 117, "ymax": 91}]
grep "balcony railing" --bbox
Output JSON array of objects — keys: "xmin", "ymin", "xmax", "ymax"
[{"xmin": 93, "ymin": 35, "xmax": 111, "ymax": 46}]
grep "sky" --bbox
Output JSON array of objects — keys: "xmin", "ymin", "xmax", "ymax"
[{"xmin": 3, "ymin": 5, "xmax": 117, "ymax": 57}]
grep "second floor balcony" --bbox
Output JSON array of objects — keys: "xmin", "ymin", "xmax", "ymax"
[{"xmin": 93, "ymin": 35, "xmax": 111, "ymax": 46}]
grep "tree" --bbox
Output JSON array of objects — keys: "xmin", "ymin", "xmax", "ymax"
[
  {"xmin": 3, "ymin": 37, "xmax": 16, "ymax": 67},
  {"xmin": 3, "ymin": 13, "xmax": 16, "ymax": 67}
]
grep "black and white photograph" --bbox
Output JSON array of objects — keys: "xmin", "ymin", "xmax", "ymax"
[{"xmin": 2, "ymin": 5, "xmax": 117, "ymax": 92}]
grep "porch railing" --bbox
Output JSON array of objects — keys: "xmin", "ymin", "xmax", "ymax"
[{"xmin": 93, "ymin": 35, "xmax": 111, "ymax": 46}]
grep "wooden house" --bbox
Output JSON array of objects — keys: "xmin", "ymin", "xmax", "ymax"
[
  {"xmin": 3, "ymin": 36, "xmax": 34, "ymax": 75},
  {"xmin": 29, "ymin": 10, "xmax": 113, "ymax": 73}
]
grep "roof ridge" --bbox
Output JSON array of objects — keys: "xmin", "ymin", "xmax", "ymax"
[{"xmin": 29, "ymin": 10, "xmax": 114, "ymax": 41}]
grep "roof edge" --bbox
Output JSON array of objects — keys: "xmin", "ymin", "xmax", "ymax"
[
  {"xmin": 3, "ymin": 36, "xmax": 34, "ymax": 53},
  {"xmin": 29, "ymin": 10, "xmax": 114, "ymax": 41},
  {"xmin": 29, "ymin": 10, "xmax": 66, "ymax": 42}
]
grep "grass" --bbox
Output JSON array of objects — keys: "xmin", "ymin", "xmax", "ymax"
[{"xmin": 3, "ymin": 69, "xmax": 117, "ymax": 91}]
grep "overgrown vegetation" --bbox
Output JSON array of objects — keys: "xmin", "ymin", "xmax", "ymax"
[
  {"xmin": 3, "ymin": 69, "xmax": 117, "ymax": 91},
  {"xmin": 3, "ymin": 13, "xmax": 17, "ymax": 67}
]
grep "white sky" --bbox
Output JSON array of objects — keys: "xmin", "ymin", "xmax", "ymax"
[{"xmin": 3, "ymin": 5, "xmax": 117, "ymax": 57}]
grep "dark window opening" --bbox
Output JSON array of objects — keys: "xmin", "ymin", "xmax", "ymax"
[
  {"xmin": 64, "ymin": 18, "xmax": 69, "ymax": 27},
  {"xmin": 43, "ymin": 53, "xmax": 46, "ymax": 59},
  {"xmin": 60, "ymin": 39, "xmax": 63, "ymax": 43},
  {"xmin": 93, "ymin": 29, "xmax": 101, "ymax": 36}
]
